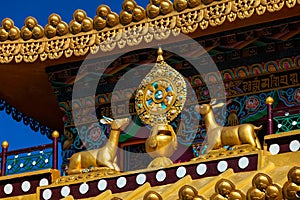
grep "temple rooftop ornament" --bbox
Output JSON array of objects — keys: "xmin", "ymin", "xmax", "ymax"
[{"xmin": 135, "ymin": 48, "xmax": 187, "ymax": 168}]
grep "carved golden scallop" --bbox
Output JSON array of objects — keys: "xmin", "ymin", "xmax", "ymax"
[
  {"xmin": 247, "ymin": 173, "xmax": 282, "ymax": 200},
  {"xmin": 283, "ymin": 167, "xmax": 300, "ymax": 200},
  {"xmin": 231, "ymin": 0, "xmax": 260, "ymax": 19},
  {"xmin": 260, "ymin": 0, "xmax": 285, "ymax": 13},
  {"xmin": 204, "ymin": 2, "xmax": 231, "ymax": 27},
  {"xmin": 286, "ymin": 0, "xmax": 297, "ymax": 8},
  {"xmin": 0, "ymin": 0, "xmax": 298, "ymax": 63},
  {"xmin": 176, "ymin": 10, "xmax": 201, "ymax": 34}
]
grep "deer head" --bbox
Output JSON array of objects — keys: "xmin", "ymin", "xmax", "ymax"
[
  {"xmin": 100, "ymin": 116, "xmax": 130, "ymax": 130},
  {"xmin": 195, "ymin": 99, "xmax": 225, "ymax": 115}
]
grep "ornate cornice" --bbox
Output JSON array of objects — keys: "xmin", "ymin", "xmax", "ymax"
[{"xmin": 0, "ymin": 0, "xmax": 299, "ymax": 64}]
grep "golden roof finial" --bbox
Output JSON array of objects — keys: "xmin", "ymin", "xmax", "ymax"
[
  {"xmin": 157, "ymin": 47, "xmax": 164, "ymax": 63},
  {"xmin": 2, "ymin": 140, "xmax": 8, "ymax": 148}
]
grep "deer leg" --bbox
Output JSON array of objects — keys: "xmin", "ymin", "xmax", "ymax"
[
  {"xmin": 113, "ymin": 156, "xmax": 120, "ymax": 171},
  {"xmin": 101, "ymin": 160, "xmax": 115, "ymax": 170},
  {"xmin": 67, "ymin": 154, "xmax": 82, "ymax": 175}
]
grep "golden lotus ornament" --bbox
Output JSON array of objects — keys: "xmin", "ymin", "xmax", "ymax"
[{"xmin": 135, "ymin": 48, "xmax": 187, "ymax": 168}]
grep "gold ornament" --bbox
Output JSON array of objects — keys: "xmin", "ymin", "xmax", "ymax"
[
  {"xmin": 135, "ymin": 48, "xmax": 186, "ymax": 168},
  {"xmin": 135, "ymin": 48, "xmax": 186, "ymax": 126}
]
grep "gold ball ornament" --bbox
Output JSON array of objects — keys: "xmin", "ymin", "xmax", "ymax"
[
  {"xmin": 24, "ymin": 17, "xmax": 37, "ymax": 29},
  {"xmin": 0, "ymin": 28, "xmax": 9, "ymax": 41},
  {"xmin": 2, "ymin": 18, "xmax": 14, "ymax": 30},
  {"xmin": 44, "ymin": 25, "xmax": 57, "ymax": 38},
  {"xmin": 2, "ymin": 140, "xmax": 9, "ymax": 148},
  {"xmin": 48, "ymin": 14, "xmax": 61, "ymax": 26},
  {"xmin": 96, "ymin": 5, "xmax": 111, "ymax": 17},
  {"xmin": 56, "ymin": 22, "xmax": 68, "ymax": 36},
  {"xmin": 52, "ymin": 131, "xmax": 60, "ymax": 138},
  {"xmin": 73, "ymin": 9, "xmax": 86, "ymax": 23},
  {"xmin": 266, "ymin": 96, "xmax": 274, "ymax": 105},
  {"xmin": 21, "ymin": 27, "xmax": 32, "ymax": 40},
  {"xmin": 93, "ymin": 16, "xmax": 107, "ymax": 30},
  {"xmin": 9, "ymin": 27, "xmax": 20, "ymax": 40}
]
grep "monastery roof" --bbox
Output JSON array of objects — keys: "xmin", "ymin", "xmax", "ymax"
[{"xmin": 0, "ymin": 0, "xmax": 299, "ymax": 133}]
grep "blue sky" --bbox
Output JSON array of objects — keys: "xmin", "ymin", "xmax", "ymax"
[
  {"xmin": 0, "ymin": 0, "xmax": 149, "ymax": 28},
  {"xmin": 0, "ymin": 0, "xmax": 148, "ymax": 164}
]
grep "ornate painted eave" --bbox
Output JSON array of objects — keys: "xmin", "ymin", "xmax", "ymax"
[{"xmin": 0, "ymin": 0, "xmax": 299, "ymax": 64}]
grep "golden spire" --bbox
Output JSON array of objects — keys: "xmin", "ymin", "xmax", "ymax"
[{"xmin": 156, "ymin": 47, "xmax": 164, "ymax": 63}]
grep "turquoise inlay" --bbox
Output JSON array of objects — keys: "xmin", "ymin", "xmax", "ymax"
[
  {"xmin": 152, "ymin": 82, "xmax": 158, "ymax": 89},
  {"xmin": 155, "ymin": 90, "xmax": 163, "ymax": 100},
  {"xmin": 166, "ymin": 86, "xmax": 172, "ymax": 92},
  {"xmin": 147, "ymin": 99, "xmax": 153, "ymax": 106},
  {"xmin": 161, "ymin": 102, "xmax": 167, "ymax": 109}
]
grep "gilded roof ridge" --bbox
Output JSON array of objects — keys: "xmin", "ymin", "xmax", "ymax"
[{"xmin": 0, "ymin": 0, "xmax": 299, "ymax": 63}]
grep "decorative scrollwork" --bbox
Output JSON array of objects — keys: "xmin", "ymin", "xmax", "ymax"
[
  {"xmin": 0, "ymin": 98, "xmax": 53, "ymax": 138},
  {"xmin": 176, "ymin": 10, "xmax": 201, "ymax": 34},
  {"xmin": 0, "ymin": 0, "xmax": 298, "ymax": 63},
  {"xmin": 231, "ymin": 0, "xmax": 260, "ymax": 19},
  {"xmin": 259, "ymin": 0, "xmax": 285, "ymax": 13},
  {"xmin": 204, "ymin": 2, "xmax": 232, "ymax": 27}
]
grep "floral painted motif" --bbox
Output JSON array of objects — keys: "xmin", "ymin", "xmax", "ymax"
[
  {"xmin": 88, "ymin": 125, "xmax": 103, "ymax": 142},
  {"xmin": 245, "ymin": 96, "xmax": 259, "ymax": 111},
  {"xmin": 293, "ymin": 88, "xmax": 300, "ymax": 102}
]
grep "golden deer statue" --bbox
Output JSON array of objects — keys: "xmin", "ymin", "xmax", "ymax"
[
  {"xmin": 195, "ymin": 99, "xmax": 262, "ymax": 152},
  {"xmin": 67, "ymin": 117, "xmax": 130, "ymax": 175}
]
